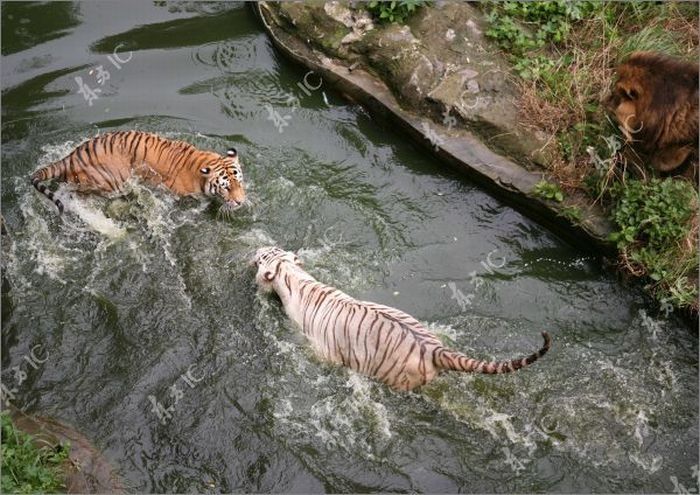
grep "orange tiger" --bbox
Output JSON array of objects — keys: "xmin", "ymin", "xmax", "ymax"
[
  {"xmin": 30, "ymin": 131, "xmax": 245, "ymax": 216},
  {"xmin": 253, "ymin": 246, "xmax": 551, "ymax": 391}
]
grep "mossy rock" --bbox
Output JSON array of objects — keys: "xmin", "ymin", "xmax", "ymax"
[{"xmin": 276, "ymin": 2, "xmax": 351, "ymax": 57}]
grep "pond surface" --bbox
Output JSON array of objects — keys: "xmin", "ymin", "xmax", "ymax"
[{"xmin": 1, "ymin": 2, "xmax": 697, "ymax": 493}]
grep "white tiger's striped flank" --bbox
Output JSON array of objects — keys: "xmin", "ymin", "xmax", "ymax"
[{"xmin": 253, "ymin": 246, "xmax": 551, "ymax": 391}]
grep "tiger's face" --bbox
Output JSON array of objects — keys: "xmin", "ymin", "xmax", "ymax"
[
  {"xmin": 200, "ymin": 148, "xmax": 245, "ymax": 217},
  {"xmin": 252, "ymin": 246, "xmax": 303, "ymax": 291}
]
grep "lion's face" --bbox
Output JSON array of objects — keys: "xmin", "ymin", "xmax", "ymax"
[{"xmin": 605, "ymin": 60, "xmax": 651, "ymax": 144}]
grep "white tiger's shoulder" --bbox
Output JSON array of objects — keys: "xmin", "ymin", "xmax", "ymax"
[
  {"xmin": 358, "ymin": 300, "xmax": 437, "ymax": 339},
  {"xmin": 360, "ymin": 301, "xmax": 419, "ymax": 323}
]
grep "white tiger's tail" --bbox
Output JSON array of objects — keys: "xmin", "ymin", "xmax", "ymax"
[{"xmin": 435, "ymin": 331, "xmax": 551, "ymax": 374}]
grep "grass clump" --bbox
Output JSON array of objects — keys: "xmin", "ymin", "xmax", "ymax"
[
  {"xmin": 609, "ymin": 179, "xmax": 698, "ymax": 310},
  {"xmin": 1, "ymin": 412, "xmax": 69, "ymax": 494},
  {"xmin": 366, "ymin": 0, "xmax": 427, "ymax": 24}
]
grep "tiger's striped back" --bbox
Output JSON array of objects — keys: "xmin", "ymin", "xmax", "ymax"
[
  {"xmin": 30, "ymin": 131, "xmax": 245, "ymax": 215},
  {"xmin": 253, "ymin": 247, "xmax": 551, "ymax": 391}
]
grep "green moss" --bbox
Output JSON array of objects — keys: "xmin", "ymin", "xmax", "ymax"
[
  {"xmin": 559, "ymin": 205, "xmax": 584, "ymax": 224},
  {"xmin": 278, "ymin": 2, "xmax": 351, "ymax": 53},
  {"xmin": 485, "ymin": 1, "xmax": 598, "ymax": 58}
]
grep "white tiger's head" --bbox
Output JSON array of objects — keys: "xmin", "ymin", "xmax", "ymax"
[{"xmin": 252, "ymin": 246, "xmax": 303, "ymax": 292}]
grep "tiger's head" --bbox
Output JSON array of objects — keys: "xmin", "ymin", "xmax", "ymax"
[
  {"xmin": 252, "ymin": 246, "xmax": 304, "ymax": 292},
  {"xmin": 199, "ymin": 147, "xmax": 245, "ymax": 217}
]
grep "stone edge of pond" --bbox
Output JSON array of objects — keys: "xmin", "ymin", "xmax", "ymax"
[{"xmin": 251, "ymin": 2, "xmax": 616, "ymax": 256}]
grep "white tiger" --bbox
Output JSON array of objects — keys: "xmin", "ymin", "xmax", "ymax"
[{"xmin": 253, "ymin": 246, "xmax": 551, "ymax": 391}]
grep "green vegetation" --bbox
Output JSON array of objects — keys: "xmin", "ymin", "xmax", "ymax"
[
  {"xmin": 366, "ymin": 0, "xmax": 427, "ymax": 24},
  {"xmin": 559, "ymin": 205, "xmax": 584, "ymax": 224},
  {"xmin": 486, "ymin": 2, "xmax": 598, "ymax": 60},
  {"xmin": 484, "ymin": 1, "xmax": 698, "ymax": 312},
  {"xmin": 485, "ymin": 1, "xmax": 696, "ymax": 173},
  {"xmin": 533, "ymin": 180, "xmax": 564, "ymax": 202},
  {"xmin": 1, "ymin": 412, "xmax": 69, "ymax": 494},
  {"xmin": 609, "ymin": 179, "xmax": 698, "ymax": 310}
]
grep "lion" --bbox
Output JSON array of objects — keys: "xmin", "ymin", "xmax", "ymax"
[{"xmin": 605, "ymin": 51, "xmax": 698, "ymax": 180}]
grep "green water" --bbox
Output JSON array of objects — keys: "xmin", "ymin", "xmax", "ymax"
[{"xmin": 1, "ymin": 2, "xmax": 697, "ymax": 493}]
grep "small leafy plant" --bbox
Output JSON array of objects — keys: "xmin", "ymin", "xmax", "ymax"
[
  {"xmin": 1, "ymin": 412, "xmax": 69, "ymax": 494},
  {"xmin": 533, "ymin": 180, "xmax": 565, "ymax": 202},
  {"xmin": 610, "ymin": 179, "xmax": 695, "ymax": 252},
  {"xmin": 559, "ymin": 205, "xmax": 584, "ymax": 223},
  {"xmin": 609, "ymin": 178, "xmax": 698, "ymax": 309},
  {"xmin": 485, "ymin": 1, "xmax": 597, "ymax": 56},
  {"xmin": 366, "ymin": 0, "xmax": 427, "ymax": 24}
]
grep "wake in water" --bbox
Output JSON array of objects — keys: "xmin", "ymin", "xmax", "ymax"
[
  {"xmin": 7, "ymin": 138, "xmax": 218, "ymax": 310},
  {"xmin": 29, "ymin": 140, "xmax": 127, "ymax": 238},
  {"xmin": 416, "ymin": 310, "xmax": 693, "ymax": 481}
]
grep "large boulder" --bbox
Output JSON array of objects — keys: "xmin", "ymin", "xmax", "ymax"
[{"xmin": 266, "ymin": 1, "xmax": 552, "ymax": 169}]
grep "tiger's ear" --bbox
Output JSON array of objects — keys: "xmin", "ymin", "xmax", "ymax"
[
  {"xmin": 200, "ymin": 167, "xmax": 210, "ymax": 175},
  {"xmin": 293, "ymin": 255, "xmax": 303, "ymax": 266},
  {"xmin": 263, "ymin": 270, "xmax": 275, "ymax": 281},
  {"xmin": 227, "ymin": 148, "xmax": 237, "ymax": 158}
]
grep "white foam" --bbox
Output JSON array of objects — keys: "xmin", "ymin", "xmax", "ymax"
[
  {"xmin": 629, "ymin": 453, "xmax": 663, "ymax": 473},
  {"xmin": 13, "ymin": 150, "xmax": 202, "ymax": 309},
  {"xmin": 59, "ymin": 193, "xmax": 127, "ymax": 239}
]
